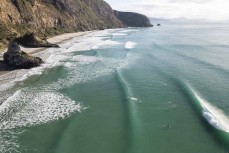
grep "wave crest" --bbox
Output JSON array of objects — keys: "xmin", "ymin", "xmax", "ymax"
[
  {"xmin": 189, "ymin": 86, "xmax": 229, "ymax": 133},
  {"xmin": 125, "ymin": 41, "xmax": 137, "ymax": 50}
]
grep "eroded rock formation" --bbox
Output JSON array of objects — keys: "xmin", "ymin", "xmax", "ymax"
[
  {"xmin": 14, "ymin": 33, "xmax": 59, "ymax": 48},
  {"xmin": 3, "ymin": 42, "xmax": 44, "ymax": 68}
]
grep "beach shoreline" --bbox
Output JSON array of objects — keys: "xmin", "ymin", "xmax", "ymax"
[{"xmin": 0, "ymin": 31, "xmax": 92, "ymax": 76}]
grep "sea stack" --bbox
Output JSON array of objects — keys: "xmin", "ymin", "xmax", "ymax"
[{"xmin": 3, "ymin": 42, "xmax": 44, "ymax": 68}]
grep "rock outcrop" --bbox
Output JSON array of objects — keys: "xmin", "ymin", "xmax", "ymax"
[
  {"xmin": 3, "ymin": 42, "xmax": 44, "ymax": 68},
  {"xmin": 14, "ymin": 33, "xmax": 59, "ymax": 48},
  {"xmin": 114, "ymin": 10, "xmax": 153, "ymax": 27}
]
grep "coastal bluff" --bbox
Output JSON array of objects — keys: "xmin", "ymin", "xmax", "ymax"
[
  {"xmin": 114, "ymin": 10, "xmax": 153, "ymax": 27},
  {"xmin": 0, "ymin": 0, "xmax": 153, "ymax": 51},
  {"xmin": 0, "ymin": 0, "xmax": 123, "ymax": 50}
]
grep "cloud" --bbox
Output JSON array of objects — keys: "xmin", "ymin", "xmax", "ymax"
[
  {"xmin": 108, "ymin": 0, "xmax": 229, "ymax": 21},
  {"xmin": 168, "ymin": 0, "xmax": 213, "ymax": 3}
]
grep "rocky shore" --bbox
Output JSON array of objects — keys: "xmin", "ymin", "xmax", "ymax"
[
  {"xmin": 0, "ymin": 31, "xmax": 91, "ymax": 76},
  {"xmin": 3, "ymin": 42, "xmax": 44, "ymax": 69},
  {"xmin": 0, "ymin": 0, "xmax": 153, "ymax": 71},
  {"xmin": 14, "ymin": 33, "xmax": 60, "ymax": 48}
]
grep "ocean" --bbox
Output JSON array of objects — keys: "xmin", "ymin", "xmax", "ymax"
[{"xmin": 0, "ymin": 21, "xmax": 229, "ymax": 153}]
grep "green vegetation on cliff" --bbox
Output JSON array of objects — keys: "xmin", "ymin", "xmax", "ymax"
[
  {"xmin": 0, "ymin": 0, "xmax": 153, "ymax": 51},
  {"xmin": 0, "ymin": 0, "xmax": 123, "ymax": 50}
]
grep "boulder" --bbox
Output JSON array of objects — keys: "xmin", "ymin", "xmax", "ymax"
[
  {"xmin": 14, "ymin": 33, "xmax": 59, "ymax": 48},
  {"xmin": 3, "ymin": 42, "xmax": 44, "ymax": 69}
]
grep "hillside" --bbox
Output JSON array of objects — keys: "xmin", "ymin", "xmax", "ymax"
[
  {"xmin": 0, "ymin": 0, "xmax": 123, "ymax": 50},
  {"xmin": 114, "ymin": 10, "xmax": 153, "ymax": 27},
  {"xmin": 0, "ymin": 0, "xmax": 153, "ymax": 51}
]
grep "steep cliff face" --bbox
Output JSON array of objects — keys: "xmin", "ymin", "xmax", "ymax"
[
  {"xmin": 114, "ymin": 10, "xmax": 153, "ymax": 27},
  {"xmin": 0, "ymin": 0, "xmax": 123, "ymax": 50}
]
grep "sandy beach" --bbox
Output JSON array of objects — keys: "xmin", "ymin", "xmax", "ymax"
[{"xmin": 0, "ymin": 31, "xmax": 92, "ymax": 76}]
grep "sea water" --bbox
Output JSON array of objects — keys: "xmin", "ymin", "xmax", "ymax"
[{"xmin": 0, "ymin": 21, "xmax": 229, "ymax": 153}]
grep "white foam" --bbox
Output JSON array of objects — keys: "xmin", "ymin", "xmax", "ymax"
[
  {"xmin": 0, "ymin": 30, "xmax": 129, "ymax": 93},
  {"xmin": 0, "ymin": 29, "xmax": 137, "ymax": 153},
  {"xmin": 127, "ymin": 96, "xmax": 142, "ymax": 103},
  {"xmin": 0, "ymin": 29, "xmax": 136, "ymax": 99},
  {"xmin": 64, "ymin": 40, "xmax": 96, "ymax": 52},
  {"xmin": 0, "ymin": 29, "xmax": 136, "ymax": 93},
  {"xmin": 125, "ymin": 41, "xmax": 137, "ymax": 50},
  {"xmin": 112, "ymin": 33, "xmax": 127, "ymax": 36},
  {"xmin": 192, "ymin": 89, "xmax": 229, "ymax": 132},
  {"xmin": 0, "ymin": 40, "xmax": 79, "ymax": 93},
  {"xmin": 72, "ymin": 55, "xmax": 100, "ymax": 64},
  {"xmin": 94, "ymin": 29, "xmax": 117, "ymax": 37},
  {"xmin": 0, "ymin": 130, "xmax": 23, "ymax": 153},
  {"xmin": 0, "ymin": 90, "xmax": 82, "ymax": 129},
  {"xmin": 128, "ymin": 96, "xmax": 138, "ymax": 101},
  {"xmin": 45, "ymin": 54, "xmax": 137, "ymax": 91},
  {"xmin": 62, "ymin": 29, "xmax": 122, "ymax": 52},
  {"xmin": 0, "ymin": 49, "xmax": 59, "ymax": 93},
  {"xmin": 64, "ymin": 55, "xmax": 100, "ymax": 68},
  {"xmin": 92, "ymin": 40, "xmax": 122, "ymax": 49},
  {"xmin": 119, "ymin": 29, "xmax": 139, "ymax": 33}
]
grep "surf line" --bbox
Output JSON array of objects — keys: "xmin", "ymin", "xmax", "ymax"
[{"xmin": 188, "ymin": 84, "xmax": 229, "ymax": 133}]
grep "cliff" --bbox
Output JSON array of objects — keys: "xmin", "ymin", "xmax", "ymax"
[
  {"xmin": 0, "ymin": 0, "xmax": 153, "ymax": 51},
  {"xmin": 114, "ymin": 10, "xmax": 153, "ymax": 27},
  {"xmin": 0, "ymin": 0, "xmax": 123, "ymax": 50}
]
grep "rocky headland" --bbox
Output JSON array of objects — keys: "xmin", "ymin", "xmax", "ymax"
[{"xmin": 114, "ymin": 10, "xmax": 153, "ymax": 27}]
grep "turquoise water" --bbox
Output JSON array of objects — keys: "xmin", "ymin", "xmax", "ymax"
[{"xmin": 0, "ymin": 22, "xmax": 229, "ymax": 153}]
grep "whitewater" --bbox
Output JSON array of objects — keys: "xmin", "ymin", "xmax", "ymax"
[{"xmin": 0, "ymin": 22, "xmax": 229, "ymax": 153}]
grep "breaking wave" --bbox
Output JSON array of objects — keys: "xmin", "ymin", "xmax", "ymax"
[
  {"xmin": 189, "ymin": 87, "xmax": 229, "ymax": 132},
  {"xmin": 125, "ymin": 41, "xmax": 137, "ymax": 50},
  {"xmin": 0, "ymin": 28, "xmax": 140, "ymax": 153}
]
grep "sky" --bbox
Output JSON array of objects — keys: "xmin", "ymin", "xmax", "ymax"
[{"xmin": 105, "ymin": 0, "xmax": 229, "ymax": 21}]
